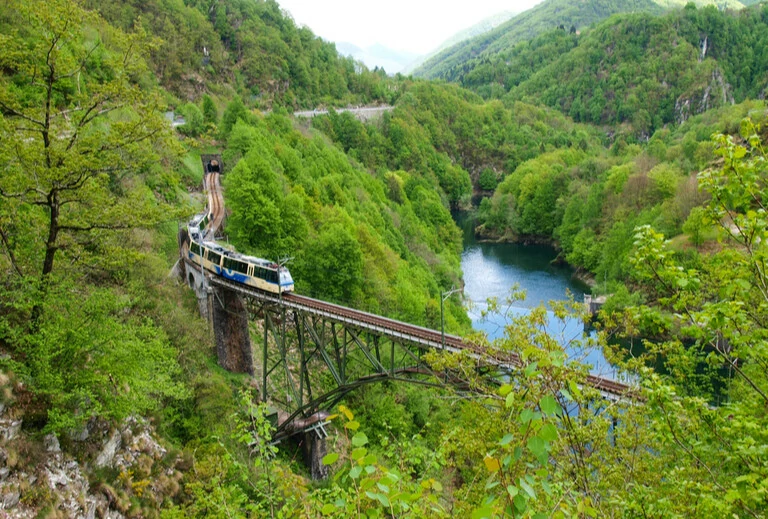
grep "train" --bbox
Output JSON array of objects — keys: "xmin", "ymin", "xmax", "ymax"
[{"xmin": 184, "ymin": 210, "xmax": 295, "ymax": 294}]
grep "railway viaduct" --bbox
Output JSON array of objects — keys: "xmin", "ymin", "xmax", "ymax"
[{"xmin": 180, "ymin": 156, "xmax": 634, "ymax": 478}]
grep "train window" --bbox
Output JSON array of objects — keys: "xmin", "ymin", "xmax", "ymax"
[
  {"xmin": 190, "ymin": 242, "xmax": 201, "ymax": 255},
  {"xmin": 224, "ymin": 258, "xmax": 248, "ymax": 274},
  {"xmin": 207, "ymin": 251, "xmax": 221, "ymax": 265},
  {"xmin": 267, "ymin": 270, "xmax": 278, "ymax": 284},
  {"xmin": 257, "ymin": 267, "xmax": 266, "ymax": 279}
]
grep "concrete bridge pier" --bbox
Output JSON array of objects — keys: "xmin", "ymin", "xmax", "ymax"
[
  {"xmin": 180, "ymin": 248, "xmax": 212, "ymax": 323},
  {"xmin": 211, "ymin": 285, "xmax": 254, "ymax": 375},
  {"xmin": 301, "ymin": 431, "xmax": 329, "ymax": 480}
]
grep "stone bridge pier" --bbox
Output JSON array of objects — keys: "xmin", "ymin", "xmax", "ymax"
[
  {"xmin": 179, "ymin": 242, "xmax": 253, "ymax": 375},
  {"xmin": 210, "ymin": 284, "xmax": 253, "ymax": 375}
]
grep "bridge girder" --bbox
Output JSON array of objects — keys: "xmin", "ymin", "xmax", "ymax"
[{"xmin": 246, "ymin": 296, "xmax": 455, "ymax": 437}]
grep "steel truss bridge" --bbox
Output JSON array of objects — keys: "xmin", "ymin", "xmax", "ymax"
[{"xmin": 184, "ymin": 164, "xmax": 633, "ymax": 443}]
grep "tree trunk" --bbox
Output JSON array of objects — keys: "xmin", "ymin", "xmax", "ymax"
[{"xmin": 42, "ymin": 191, "xmax": 59, "ymax": 277}]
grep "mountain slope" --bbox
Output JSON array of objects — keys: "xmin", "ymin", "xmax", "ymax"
[
  {"xmin": 85, "ymin": 0, "xmax": 394, "ymax": 108},
  {"xmin": 502, "ymin": 5, "xmax": 768, "ymax": 134},
  {"xmin": 402, "ymin": 10, "xmax": 517, "ymax": 75},
  {"xmin": 413, "ymin": 0, "xmax": 744, "ymax": 81},
  {"xmin": 413, "ymin": 0, "xmax": 665, "ymax": 80}
]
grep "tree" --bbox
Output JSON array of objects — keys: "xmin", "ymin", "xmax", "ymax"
[
  {"xmin": 0, "ymin": 0, "xmax": 176, "ymax": 282},
  {"xmin": 179, "ymin": 102, "xmax": 205, "ymax": 137},
  {"xmin": 620, "ymin": 121, "xmax": 768, "ymax": 516},
  {"xmin": 202, "ymin": 94, "xmax": 218, "ymax": 126},
  {"xmin": 682, "ymin": 206, "xmax": 707, "ymax": 247},
  {"xmin": 299, "ymin": 224, "xmax": 363, "ymax": 303}
]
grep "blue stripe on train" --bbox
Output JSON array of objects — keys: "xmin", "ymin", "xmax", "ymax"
[{"xmin": 221, "ymin": 270, "xmax": 249, "ymax": 284}]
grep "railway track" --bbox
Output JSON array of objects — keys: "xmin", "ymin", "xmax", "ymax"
[
  {"xmin": 193, "ymin": 169, "xmax": 635, "ymax": 400},
  {"xmin": 205, "ymin": 273, "xmax": 634, "ymax": 399},
  {"xmin": 205, "ymin": 172, "xmax": 226, "ymax": 237}
]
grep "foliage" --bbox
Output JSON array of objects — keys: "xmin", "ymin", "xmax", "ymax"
[
  {"xmin": 476, "ymin": 100, "xmax": 765, "ymax": 286},
  {"xmin": 0, "ymin": 0, "xmax": 180, "ymax": 282},
  {"xmin": 414, "ymin": 0, "xmax": 665, "ymax": 81},
  {"xmin": 601, "ymin": 120, "xmax": 768, "ymax": 515},
  {"xmin": 313, "ymin": 82, "xmax": 604, "ymax": 204},
  {"xmin": 87, "ymin": 0, "xmax": 398, "ymax": 109},
  {"xmin": 436, "ymin": 3, "xmax": 768, "ymax": 136},
  {"xmin": 222, "ymin": 113, "xmax": 469, "ymax": 329},
  {"xmin": 179, "ymin": 103, "xmax": 205, "ymax": 137},
  {"xmin": 318, "ymin": 404, "xmax": 447, "ymax": 518}
]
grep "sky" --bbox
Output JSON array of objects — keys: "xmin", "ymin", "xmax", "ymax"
[{"xmin": 276, "ymin": 0, "xmax": 544, "ymax": 56}]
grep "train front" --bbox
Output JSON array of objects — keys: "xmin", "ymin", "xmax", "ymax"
[{"xmin": 279, "ymin": 267, "xmax": 295, "ymax": 293}]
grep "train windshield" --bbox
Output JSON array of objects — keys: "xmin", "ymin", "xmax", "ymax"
[{"xmin": 279, "ymin": 269, "xmax": 293, "ymax": 285}]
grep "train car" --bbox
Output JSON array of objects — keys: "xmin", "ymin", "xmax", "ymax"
[{"xmin": 186, "ymin": 212, "xmax": 294, "ymax": 294}]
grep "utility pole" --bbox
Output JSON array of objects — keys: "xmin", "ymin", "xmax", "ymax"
[{"xmin": 441, "ymin": 286, "xmax": 461, "ymax": 350}]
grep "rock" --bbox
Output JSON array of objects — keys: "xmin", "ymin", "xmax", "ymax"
[
  {"xmin": 0, "ymin": 420, "xmax": 21, "ymax": 441},
  {"xmin": 0, "ymin": 468, "xmax": 9, "ymax": 481},
  {"xmin": 86, "ymin": 501, "xmax": 97, "ymax": 519},
  {"xmin": 44, "ymin": 433, "xmax": 60, "ymax": 453},
  {"xmin": 95, "ymin": 430, "xmax": 121, "ymax": 468},
  {"xmin": 69, "ymin": 425, "xmax": 90, "ymax": 442},
  {"xmin": 1, "ymin": 490, "xmax": 19, "ymax": 508}
]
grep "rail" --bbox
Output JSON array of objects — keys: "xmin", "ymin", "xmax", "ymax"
[
  {"xmin": 190, "ymin": 261, "xmax": 634, "ymax": 399},
  {"xmin": 191, "ymin": 169, "xmax": 635, "ymax": 400}
]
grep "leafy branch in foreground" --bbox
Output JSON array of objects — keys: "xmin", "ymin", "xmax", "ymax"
[{"xmin": 0, "ymin": 0, "xmax": 179, "ymax": 282}]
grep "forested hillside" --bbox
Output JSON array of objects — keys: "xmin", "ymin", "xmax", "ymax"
[
  {"xmin": 429, "ymin": 4, "xmax": 768, "ymax": 137},
  {"xmin": 311, "ymin": 82, "xmax": 604, "ymax": 200},
  {"xmin": 85, "ymin": 0, "xmax": 396, "ymax": 107},
  {"xmin": 497, "ymin": 6, "xmax": 768, "ymax": 135},
  {"xmin": 412, "ymin": 0, "xmax": 748, "ymax": 80},
  {"xmin": 2, "ymin": 0, "xmax": 768, "ymax": 517}
]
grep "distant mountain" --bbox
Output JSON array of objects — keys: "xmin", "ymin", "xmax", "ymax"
[
  {"xmin": 336, "ymin": 42, "xmax": 420, "ymax": 74},
  {"xmin": 401, "ymin": 10, "xmax": 517, "ymax": 75},
  {"xmin": 412, "ymin": 0, "xmax": 744, "ymax": 80},
  {"xmin": 468, "ymin": 4, "xmax": 768, "ymax": 135}
]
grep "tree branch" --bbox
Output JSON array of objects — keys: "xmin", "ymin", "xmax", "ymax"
[{"xmin": 0, "ymin": 225, "xmax": 24, "ymax": 278}]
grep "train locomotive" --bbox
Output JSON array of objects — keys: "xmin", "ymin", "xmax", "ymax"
[{"xmin": 185, "ymin": 210, "xmax": 295, "ymax": 294}]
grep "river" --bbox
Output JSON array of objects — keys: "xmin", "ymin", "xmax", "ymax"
[{"xmin": 457, "ymin": 212, "xmax": 618, "ymax": 379}]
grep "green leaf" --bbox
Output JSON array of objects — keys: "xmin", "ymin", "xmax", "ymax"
[
  {"xmin": 345, "ymin": 420, "xmax": 360, "ymax": 431},
  {"xmin": 528, "ymin": 435, "xmax": 549, "ymax": 463},
  {"xmin": 524, "ymin": 362, "xmax": 539, "ymax": 377},
  {"xmin": 520, "ymin": 479, "xmax": 536, "ymax": 499},
  {"xmin": 540, "ymin": 422, "xmax": 558, "ymax": 442},
  {"xmin": 520, "ymin": 409, "xmax": 534, "ymax": 423},
  {"xmin": 349, "ymin": 466, "xmax": 362, "ymax": 479},
  {"xmin": 505, "ymin": 391, "xmax": 515, "ymax": 408},
  {"xmin": 321, "ymin": 503, "xmax": 336, "ymax": 515},
  {"xmin": 514, "ymin": 494, "xmax": 527, "ymax": 512},
  {"xmin": 499, "ymin": 433, "xmax": 514, "ymax": 446},
  {"xmin": 351, "ymin": 447, "xmax": 367, "ymax": 461},
  {"xmin": 540, "ymin": 395, "xmax": 561, "ymax": 416},
  {"xmin": 499, "ymin": 383, "xmax": 513, "ymax": 396},
  {"xmin": 472, "ymin": 505, "xmax": 493, "ymax": 519},
  {"xmin": 352, "ymin": 432, "xmax": 368, "ymax": 446},
  {"xmin": 322, "ymin": 452, "xmax": 339, "ymax": 466}
]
